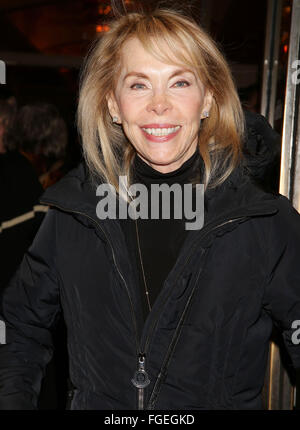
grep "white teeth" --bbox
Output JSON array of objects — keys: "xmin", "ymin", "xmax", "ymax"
[{"xmin": 142, "ymin": 126, "xmax": 181, "ymax": 136}]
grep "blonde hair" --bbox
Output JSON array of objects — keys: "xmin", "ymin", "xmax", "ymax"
[{"xmin": 77, "ymin": 9, "xmax": 245, "ymax": 198}]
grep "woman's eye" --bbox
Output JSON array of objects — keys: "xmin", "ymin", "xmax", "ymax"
[
  {"xmin": 130, "ymin": 83, "xmax": 146, "ymax": 89},
  {"xmin": 173, "ymin": 80, "xmax": 190, "ymax": 88}
]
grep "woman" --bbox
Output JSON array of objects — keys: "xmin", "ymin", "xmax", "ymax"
[{"xmin": 0, "ymin": 9, "xmax": 300, "ymax": 410}]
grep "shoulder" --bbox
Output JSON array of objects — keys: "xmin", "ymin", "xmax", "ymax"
[
  {"xmin": 272, "ymin": 194, "xmax": 300, "ymax": 225},
  {"xmin": 39, "ymin": 160, "xmax": 92, "ymax": 206},
  {"xmin": 266, "ymin": 194, "xmax": 300, "ymax": 257}
]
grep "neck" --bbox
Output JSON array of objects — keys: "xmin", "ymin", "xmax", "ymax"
[
  {"xmin": 136, "ymin": 146, "xmax": 199, "ymax": 174},
  {"xmin": 133, "ymin": 147, "xmax": 202, "ymax": 186}
]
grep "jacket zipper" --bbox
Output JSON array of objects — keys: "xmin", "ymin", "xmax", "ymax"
[
  {"xmin": 41, "ymin": 200, "xmax": 277, "ymax": 410},
  {"xmin": 146, "ymin": 250, "xmax": 206, "ymax": 409},
  {"xmin": 132, "ymin": 215, "xmax": 249, "ymax": 410},
  {"xmin": 131, "ymin": 353, "xmax": 150, "ymax": 410}
]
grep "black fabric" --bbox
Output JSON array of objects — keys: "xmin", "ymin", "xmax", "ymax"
[
  {"xmin": 0, "ymin": 151, "xmax": 68, "ymax": 411},
  {"xmin": 0, "ymin": 113, "xmax": 300, "ymax": 410},
  {"xmin": 120, "ymin": 149, "xmax": 201, "ymax": 322},
  {"xmin": 0, "ymin": 151, "xmax": 45, "ymax": 290},
  {"xmin": 242, "ymin": 110, "xmax": 281, "ymax": 193}
]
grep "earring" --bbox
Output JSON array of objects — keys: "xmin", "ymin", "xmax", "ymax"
[
  {"xmin": 112, "ymin": 116, "xmax": 118, "ymax": 123},
  {"xmin": 202, "ymin": 111, "xmax": 209, "ymax": 118}
]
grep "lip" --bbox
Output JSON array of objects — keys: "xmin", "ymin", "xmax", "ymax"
[{"xmin": 140, "ymin": 125, "xmax": 181, "ymax": 143}]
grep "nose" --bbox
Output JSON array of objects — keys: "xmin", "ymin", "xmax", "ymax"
[{"xmin": 146, "ymin": 92, "xmax": 172, "ymax": 116}]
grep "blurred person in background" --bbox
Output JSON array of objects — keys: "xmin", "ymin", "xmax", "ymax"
[
  {"xmin": 0, "ymin": 100, "xmax": 69, "ymax": 409},
  {"xmin": 0, "ymin": 99, "xmax": 46, "ymax": 291},
  {"xmin": 0, "ymin": 86, "xmax": 17, "ymax": 116},
  {"xmin": 12, "ymin": 103, "xmax": 69, "ymax": 189}
]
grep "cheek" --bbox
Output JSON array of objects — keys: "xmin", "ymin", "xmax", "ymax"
[
  {"xmin": 190, "ymin": 99, "xmax": 203, "ymax": 118},
  {"xmin": 179, "ymin": 95, "xmax": 203, "ymax": 119},
  {"xmin": 118, "ymin": 94, "xmax": 142, "ymax": 123}
]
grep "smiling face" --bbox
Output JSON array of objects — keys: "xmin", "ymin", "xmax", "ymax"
[{"xmin": 107, "ymin": 37, "xmax": 213, "ymax": 173}]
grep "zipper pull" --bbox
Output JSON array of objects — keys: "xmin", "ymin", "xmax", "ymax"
[{"xmin": 131, "ymin": 353, "xmax": 150, "ymax": 389}]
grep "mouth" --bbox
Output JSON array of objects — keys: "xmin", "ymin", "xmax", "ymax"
[
  {"xmin": 141, "ymin": 125, "xmax": 181, "ymax": 137},
  {"xmin": 140, "ymin": 124, "xmax": 182, "ymax": 142}
]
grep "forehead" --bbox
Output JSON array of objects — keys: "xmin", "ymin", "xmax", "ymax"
[{"xmin": 118, "ymin": 37, "xmax": 190, "ymax": 73}]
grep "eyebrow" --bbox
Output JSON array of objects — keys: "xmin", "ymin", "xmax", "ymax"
[{"xmin": 123, "ymin": 68, "xmax": 195, "ymax": 82}]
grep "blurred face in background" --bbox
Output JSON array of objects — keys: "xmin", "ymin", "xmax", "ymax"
[{"xmin": 107, "ymin": 37, "xmax": 213, "ymax": 173}]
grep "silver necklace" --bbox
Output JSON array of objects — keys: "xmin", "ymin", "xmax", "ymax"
[{"xmin": 134, "ymin": 218, "xmax": 152, "ymax": 312}]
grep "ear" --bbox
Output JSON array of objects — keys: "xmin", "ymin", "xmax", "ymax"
[
  {"xmin": 106, "ymin": 92, "xmax": 121, "ymax": 124},
  {"xmin": 201, "ymin": 89, "xmax": 213, "ymax": 118}
]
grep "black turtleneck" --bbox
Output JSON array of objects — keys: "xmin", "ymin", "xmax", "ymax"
[{"xmin": 120, "ymin": 148, "xmax": 202, "ymax": 322}]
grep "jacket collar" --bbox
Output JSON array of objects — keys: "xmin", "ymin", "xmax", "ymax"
[
  {"xmin": 40, "ymin": 157, "xmax": 279, "ymax": 228},
  {"xmin": 40, "ymin": 161, "xmax": 98, "ymax": 220}
]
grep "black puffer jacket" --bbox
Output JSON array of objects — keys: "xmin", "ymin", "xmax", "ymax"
[
  {"xmin": 0, "ymin": 151, "xmax": 45, "ymax": 291},
  {"xmin": 0, "ymin": 115, "xmax": 300, "ymax": 410}
]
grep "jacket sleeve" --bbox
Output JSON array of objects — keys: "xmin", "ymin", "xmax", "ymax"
[
  {"xmin": 262, "ymin": 196, "xmax": 300, "ymax": 370},
  {"xmin": 0, "ymin": 209, "xmax": 61, "ymax": 409}
]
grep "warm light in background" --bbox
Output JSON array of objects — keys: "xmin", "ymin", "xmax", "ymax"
[
  {"xmin": 96, "ymin": 24, "xmax": 110, "ymax": 33},
  {"xmin": 98, "ymin": 5, "xmax": 111, "ymax": 15},
  {"xmin": 283, "ymin": 44, "xmax": 288, "ymax": 53}
]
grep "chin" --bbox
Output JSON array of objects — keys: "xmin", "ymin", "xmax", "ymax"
[
  {"xmin": 143, "ymin": 153, "xmax": 185, "ymax": 174},
  {"xmin": 145, "ymin": 146, "xmax": 179, "ymax": 164},
  {"xmin": 145, "ymin": 153, "xmax": 176, "ymax": 167}
]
